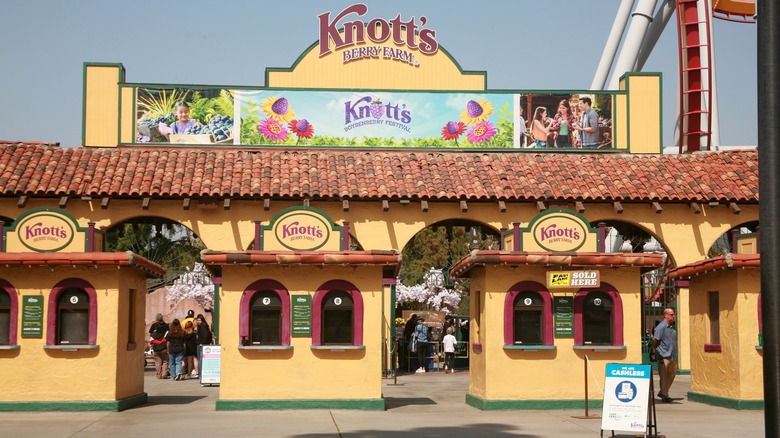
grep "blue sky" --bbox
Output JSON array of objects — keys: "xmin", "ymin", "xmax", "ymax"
[{"xmin": 0, "ymin": 0, "xmax": 757, "ymax": 147}]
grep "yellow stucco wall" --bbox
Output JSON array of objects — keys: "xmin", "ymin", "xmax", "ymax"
[
  {"xmin": 689, "ymin": 269, "xmax": 762, "ymax": 401},
  {"xmin": 217, "ymin": 264, "xmax": 386, "ymax": 401},
  {"xmin": 2, "ymin": 199, "xmax": 754, "ymax": 266},
  {"xmin": 0, "ymin": 266, "xmax": 147, "ymax": 402},
  {"xmin": 622, "ymin": 74, "xmax": 662, "ymax": 154},
  {"xmin": 468, "ymin": 265, "xmax": 643, "ymax": 401},
  {"xmin": 84, "ymin": 64, "xmax": 123, "ymax": 147}
]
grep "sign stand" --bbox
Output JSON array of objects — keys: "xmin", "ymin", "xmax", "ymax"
[
  {"xmin": 646, "ymin": 376, "xmax": 659, "ymax": 437},
  {"xmin": 571, "ymin": 355, "xmax": 601, "ymax": 420}
]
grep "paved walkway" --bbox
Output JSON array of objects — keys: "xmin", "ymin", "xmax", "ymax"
[{"xmin": 0, "ymin": 368, "xmax": 764, "ymax": 437}]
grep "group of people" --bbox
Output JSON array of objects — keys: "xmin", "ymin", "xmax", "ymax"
[
  {"xmin": 517, "ymin": 97, "xmax": 603, "ymax": 148},
  {"xmin": 403, "ymin": 314, "xmax": 460, "ymax": 374},
  {"xmin": 148, "ymin": 310, "xmax": 213, "ymax": 381}
]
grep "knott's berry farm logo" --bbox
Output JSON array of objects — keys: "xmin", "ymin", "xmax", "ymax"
[
  {"xmin": 344, "ymin": 95, "xmax": 412, "ymax": 133},
  {"xmin": 318, "ymin": 3, "xmax": 438, "ymax": 67},
  {"xmin": 274, "ymin": 212, "xmax": 331, "ymax": 251},
  {"xmin": 18, "ymin": 212, "xmax": 75, "ymax": 252},
  {"xmin": 532, "ymin": 214, "xmax": 588, "ymax": 252}
]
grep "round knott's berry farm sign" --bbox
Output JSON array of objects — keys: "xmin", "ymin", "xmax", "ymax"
[
  {"xmin": 531, "ymin": 210, "xmax": 592, "ymax": 253},
  {"xmin": 261, "ymin": 207, "xmax": 344, "ymax": 251},
  {"xmin": 16, "ymin": 210, "xmax": 76, "ymax": 252}
]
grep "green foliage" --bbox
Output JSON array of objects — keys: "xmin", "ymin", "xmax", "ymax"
[
  {"xmin": 106, "ymin": 221, "xmax": 205, "ymax": 274},
  {"xmin": 187, "ymin": 92, "xmax": 214, "ymax": 124},
  {"xmin": 240, "ymin": 99, "xmax": 263, "ymax": 144},
  {"xmin": 137, "ymin": 88, "xmax": 187, "ymax": 119}
]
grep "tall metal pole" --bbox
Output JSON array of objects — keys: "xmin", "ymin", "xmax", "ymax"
[
  {"xmin": 759, "ymin": 1, "xmax": 780, "ymax": 436},
  {"xmin": 608, "ymin": 0, "xmax": 660, "ymax": 90},
  {"xmin": 592, "ymin": 0, "xmax": 635, "ymax": 90}
]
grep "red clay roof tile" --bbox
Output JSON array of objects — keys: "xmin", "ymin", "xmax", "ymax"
[{"xmin": 0, "ymin": 143, "xmax": 759, "ymax": 203}]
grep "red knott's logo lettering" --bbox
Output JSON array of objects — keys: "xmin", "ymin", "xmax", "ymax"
[
  {"xmin": 318, "ymin": 4, "xmax": 439, "ymax": 57},
  {"xmin": 539, "ymin": 224, "xmax": 581, "ymax": 241},
  {"xmin": 24, "ymin": 221, "xmax": 69, "ymax": 240},
  {"xmin": 281, "ymin": 221, "xmax": 324, "ymax": 239}
]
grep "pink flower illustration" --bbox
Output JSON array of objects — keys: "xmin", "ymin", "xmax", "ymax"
[
  {"xmin": 467, "ymin": 121, "xmax": 497, "ymax": 143},
  {"xmin": 258, "ymin": 118, "xmax": 289, "ymax": 142}
]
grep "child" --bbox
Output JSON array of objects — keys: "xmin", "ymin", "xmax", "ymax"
[
  {"xmin": 170, "ymin": 102, "xmax": 197, "ymax": 135},
  {"xmin": 442, "ymin": 326, "xmax": 457, "ymax": 373}
]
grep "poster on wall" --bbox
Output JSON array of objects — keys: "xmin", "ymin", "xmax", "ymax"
[
  {"xmin": 21, "ymin": 296, "xmax": 43, "ymax": 338},
  {"xmin": 133, "ymin": 87, "xmax": 614, "ymax": 150},
  {"xmin": 292, "ymin": 295, "xmax": 313, "ymax": 337}
]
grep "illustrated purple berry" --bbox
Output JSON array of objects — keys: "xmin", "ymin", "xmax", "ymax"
[
  {"xmin": 446, "ymin": 121, "xmax": 460, "ymax": 135},
  {"xmin": 466, "ymin": 100, "xmax": 483, "ymax": 118},
  {"xmin": 370, "ymin": 100, "xmax": 384, "ymax": 119},
  {"xmin": 296, "ymin": 119, "xmax": 309, "ymax": 132},
  {"xmin": 272, "ymin": 97, "xmax": 289, "ymax": 115}
]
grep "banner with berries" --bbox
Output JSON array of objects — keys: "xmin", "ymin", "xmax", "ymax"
[{"xmin": 135, "ymin": 87, "xmax": 613, "ymax": 149}]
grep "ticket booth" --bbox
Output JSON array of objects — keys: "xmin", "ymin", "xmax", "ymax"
[
  {"xmin": 0, "ymin": 208, "xmax": 164, "ymax": 411},
  {"xmin": 204, "ymin": 207, "xmax": 400, "ymax": 410},
  {"xmin": 451, "ymin": 209, "xmax": 664, "ymax": 410},
  {"xmin": 669, "ymin": 245, "xmax": 763, "ymax": 409}
]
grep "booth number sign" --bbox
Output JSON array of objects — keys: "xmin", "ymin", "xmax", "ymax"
[{"xmin": 546, "ymin": 270, "xmax": 600, "ymax": 288}]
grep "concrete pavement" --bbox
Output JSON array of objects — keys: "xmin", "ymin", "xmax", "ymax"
[{"xmin": 0, "ymin": 367, "xmax": 764, "ymax": 437}]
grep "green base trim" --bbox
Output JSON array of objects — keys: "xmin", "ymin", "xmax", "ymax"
[
  {"xmin": 687, "ymin": 391, "xmax": 764, "ymax": 410},
  {"xmin": 465, "ymin": 393, "xmax": 602, "ymax": 410},
  {"xmin": 0, "ymin": 392, "xmax": 147, "ymax": 412},
  {"xmin": 216, "ymin": 398, "xmax": 384, "ymax": 410},
  {"xmin": 677, "ymin": 369, "xmax": 691, "ymax": 375}
]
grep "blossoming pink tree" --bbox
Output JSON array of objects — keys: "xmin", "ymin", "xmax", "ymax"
[
  {"xmin": 396, "ymin": 268, "xmax": 462, "ymax": 312},
  {"xmin": 165, "ymin": 263, "xmax": 214, "ymax": 309}
]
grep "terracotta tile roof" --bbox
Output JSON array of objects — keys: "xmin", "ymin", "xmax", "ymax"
[
  {"xmin": 667, "ymin": 253, "xmax": 760, "ymax": 279},
  {"xmin": 451, "ymin": 250, "xmax": 664, "ymax": 277},
  {"xmin": 0, "ymin": 251, "xmax": 165, "ymax": 277},
  {"xmin": 0, "ymin": 142, "xmax": 759, "ymax": 203}
]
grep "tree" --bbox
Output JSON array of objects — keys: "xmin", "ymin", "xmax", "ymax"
[
  {"xmin": 397, "ymin": 224, "xmax": 498, "ymax": 313},
  {"xmin": 106, "ymin": 221, "xmax": 205, "ymax": 274}
]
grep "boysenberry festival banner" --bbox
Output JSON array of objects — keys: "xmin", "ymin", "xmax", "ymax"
[{"xmin": 134, "ymin": 87, "xmax": 613, "ymax": 150}]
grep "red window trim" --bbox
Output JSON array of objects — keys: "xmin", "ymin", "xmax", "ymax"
[
  {"xmin": 238, "ymin": 279, "xmax": 291, "ymax": 346},
  {"xmin": 311, "ymin": 280, "xmax": 364, "ymax": 346},
  {"xmin": 573, "ymin": 283, "xmax": 624, "ymax": 346},
  {"xmin": 503, "ymin": 281, "xmax": 553, "ymax": 346},
  {"xmin": 46, "ymin": 278, "xmax": 98, "ymax": 345},
  {"xmin": 0, "ymin": 279, "xmax": 18, "ymax": 346}
]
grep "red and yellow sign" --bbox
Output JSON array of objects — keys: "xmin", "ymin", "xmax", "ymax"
[{"xmin": 522, "ymin": 209, "xmax": 598, "ymax": 252}]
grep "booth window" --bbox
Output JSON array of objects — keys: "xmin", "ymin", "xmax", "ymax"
[
  {"xmin": 46, "ymin": 279, "xmax": 98, "ymax": 346},
  {"xmin": 251, "ymin": 291, "xmax": 282, "ymax": 345},
  {"xmin": 574, "ymin": 284, "xmax": 624, "ymax": 346},
  {"xmin": 503, "ymin": 281, "xmax": 553, "ymax": 346},
  {"xmin": 312, "ymin": 280, "xmax": 364, "ymax": 347},
  {"xmin": 322, "ymin": 291, "xmax": 353, "ymax": 344},
  {"xmin": 0, "ymin": 289, "xmax": 11, "ymax": 345},
  {"xmin": 706, "ymin": 291, "xmax": 721, "ymax": 351},
  {"xmin": 238, "ymin": 279, "xmax": 290, "ymax": 346},
  {"xmin": 0, "ymin": 280, "xmax": 19, "ymax": 346}
]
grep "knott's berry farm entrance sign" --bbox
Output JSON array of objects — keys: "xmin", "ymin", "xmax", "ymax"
[
  {"xmin": 259, "ymin": 206, "xmax": 345, "ymax": 251},
  {"xmin": 503, "ymin": 209, "xmax": 600, "ymax": 253},
  {"xmin": 2, "ymin": 207, "xmax": 93, "ymax": 252},
  {"xmin": 126, "ymin": 3, "xmax": 618, "ymax": 150},
  {"xmin": 318, "ymin": 4, "xmax": 438, "ymax": 66}
]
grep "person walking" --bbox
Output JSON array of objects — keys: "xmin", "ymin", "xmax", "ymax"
[
  {"xmin": 194, "ymin": 314, "xmax": 212, "ymax": 378},
  {"xmin": 182, "ymin": 321, "xmax": 197, "ymax": 380},
  {"xmin": 441, "ymin": 326, "xmax": 457, "ymax": 373},
  {"xmin": 653, "ymin": 308, "xmax": 677, "ymax": 403},
  {"xmin": 414, "ymin": 316, "xmax": 430, "ymax": 373},
  {"xmin": 148, "ymin": 314, "xmax": 169, "ymax": 379},
  {"xmin": 166, "ymin": 319, "xmax": 186, "ymax": 381}
]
